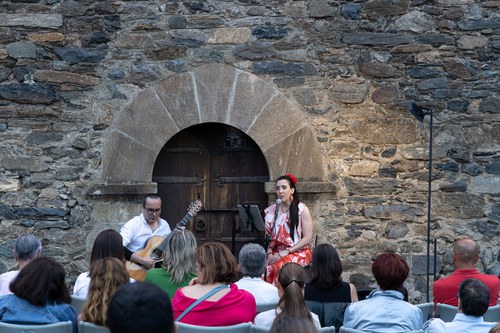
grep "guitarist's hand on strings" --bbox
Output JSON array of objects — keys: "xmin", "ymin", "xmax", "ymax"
[{"xmin": 131, "ymin": 253, "xmax": 156, "ymax": 269}]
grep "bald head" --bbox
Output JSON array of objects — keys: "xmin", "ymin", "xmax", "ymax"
[{"xmin": 453, "ymin": 238, "xmax": 479, "ymax": 267}]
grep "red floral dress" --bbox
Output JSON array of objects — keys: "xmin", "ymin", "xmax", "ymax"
[{"xmin": 264, "ymin": 202, "xmax": 312, "ymax": 285}]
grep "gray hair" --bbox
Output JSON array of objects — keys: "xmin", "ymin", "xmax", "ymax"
[
  {"xmin": 14, "ymin": 234, "xmax": 42, "ymax": 260},
  {"xmin": 239, "ymin": 243, "xmax": 266, "ymax": 278},
  {"xmin": 162, "ymin": 229, "xmax": 197, "ymax": 284}
]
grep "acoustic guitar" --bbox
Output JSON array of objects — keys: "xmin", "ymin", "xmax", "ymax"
[{"xmin": 126, "ymin": 199, "xmax": 203, "ymax": 281}]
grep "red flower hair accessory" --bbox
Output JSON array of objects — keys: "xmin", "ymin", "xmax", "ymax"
[{"xmin": 287, "ymin": 173, "xmax": 297, "ymax": 186}]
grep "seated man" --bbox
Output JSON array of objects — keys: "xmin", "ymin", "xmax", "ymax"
[
  {"xmin": 0, "ymin": 234, "xmax": 41, "ymax": 296},
  {"xmin": 107, "ymin": 282, "xmax": 175, "ymax": 333},
  {"xmin": 433, "ymin": 238, "xmax": 500, "ymax": 307},
  {"xmin": 343, "ymin": 253, "xmax": 422, "ymax": 332},
  {"xmin": 425, "ymin": 279, "xmax": 496, "ymax": 333},
  {"xmin": 235, "ymin": 243, "xmax": 279, "ymax": 305},
  {"xmin": 120, "ymin": 193, "xmax": 171, "ymax": 269}
]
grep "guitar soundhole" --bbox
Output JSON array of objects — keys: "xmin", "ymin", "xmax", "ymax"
[{"xmin": 152, "ymin": 249, "xmax": 163, "ymax": 260}]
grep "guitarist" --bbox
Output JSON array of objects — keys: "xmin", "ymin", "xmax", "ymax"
[{"xmin": 120, "ymin": 193, "xmax": 172, "ymax": 269}]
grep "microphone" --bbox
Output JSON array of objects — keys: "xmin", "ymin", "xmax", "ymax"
[{"xmin": 274, "ymin": 199, "xmax": 281, "ymax": 217}]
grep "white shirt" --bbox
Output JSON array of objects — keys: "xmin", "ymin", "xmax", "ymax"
[
  {"xmin": 0, "ymin": 270, "xmax": 18, "ymax": 296},
  {"xmin": 254, "ymin": 307, "xmax": 321, "ymax": 328},
  {"xmin": 425, "ymin": 313, "xmax": 496, "ymax": 333},
  {"xmin": 73, "ymin": 271, "xmax": 135, "ymax": 298},
  {"xmin": 120, "ymin": 213, "xmax": 171, "ymax": 252},
  {"xmin": 235, "ymin": 277, "xmax": 279, "ymax": 305}
]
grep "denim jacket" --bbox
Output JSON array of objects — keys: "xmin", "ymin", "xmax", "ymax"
[
  {"xmin": 343, "ymin": 289, "xmax": 423, "ymax": 332},
  {"xmin": 0, "ymin": 294, "xmax": 77, "ymax": 333}
]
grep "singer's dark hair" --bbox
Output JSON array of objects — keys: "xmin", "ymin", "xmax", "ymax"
[{"xmin": 277, "ymin": 175, "xmax": 300, "ymax": 241}]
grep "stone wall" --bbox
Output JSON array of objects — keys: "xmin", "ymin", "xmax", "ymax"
[{"xmin": 0, "ymin": 0, "xmax": 498, "ymax": 302}]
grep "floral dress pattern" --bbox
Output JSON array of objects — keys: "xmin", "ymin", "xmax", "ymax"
[{"xmin": 264, "ymin": 202, "xmax": 312, "ymax": 285}]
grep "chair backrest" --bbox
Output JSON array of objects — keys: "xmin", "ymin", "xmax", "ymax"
[
  {"xmin": 250, "ymin": 324, "xmax": 270, "ymax": 333},
  {"xmin": 355, "ymin": 287, "xmax": 374, "ymax": 301},
  {"xmin": 415, "ymin": 302, "xmax": 434, "ymax": 323},
  {"xmin": 176, "ymin": 322, "xmax": 252, "ymax": 333},
  {"xmin": 319, "ymin": 326, "xmax": 336, "ymax": 333},
  {"xmin": 0, "ymin": 321, "xmax": 73, "ymax": 333},
  {"xmin": 71, "ymin": 294, "xmax": 87, "ymax": 314},
  {"xmin": 256, "ymin": 302, "xmax": 278, "ymax": 313},
  {"xmin": 78, "ymin": 321, "xmax": 111, "ymax": 333},
  {"xmin": 434, "ymin": 303, "xmax": 457, "ymax": 322},
  {"xmin": 338, "ymin": 327, "xmax": 366, "ymax": 333},
  {"xmin": 484, "ymin": 304, "xmax": 500, "ymax": 322}
]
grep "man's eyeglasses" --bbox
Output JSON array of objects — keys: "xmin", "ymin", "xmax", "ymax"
[{"xmin": 144, "ymin": 208, "xmax": 161, "ymax": 214}]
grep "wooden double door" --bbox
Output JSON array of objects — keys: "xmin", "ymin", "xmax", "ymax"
[{"xmin": 152, "ymin": 123, "xmax": 269, "ymax": 255}]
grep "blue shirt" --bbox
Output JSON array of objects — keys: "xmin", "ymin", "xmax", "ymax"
[
  {"xmin": 424, "ymin": 313, "xmax": 496, "ymax": 333},
  {"xmin": 343, "ymin": 289, "xmax": 423, "ymax": 333},
  {"xmin": 0, "ymin": 294, "xmax": 77, "ymax": 333}
]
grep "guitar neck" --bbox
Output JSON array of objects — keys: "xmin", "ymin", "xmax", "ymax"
[{"xmin": 156, "ymin": 212, "xmax": 193, "ymax": 252}]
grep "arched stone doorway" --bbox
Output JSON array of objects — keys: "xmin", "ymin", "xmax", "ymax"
[
  {"xmin": 95, "ymin": 64, "xmax": 335, "ymax": 247},
  {"xmin": 153, "ymin": 123, "xmax": 269, "ymax": 253}
]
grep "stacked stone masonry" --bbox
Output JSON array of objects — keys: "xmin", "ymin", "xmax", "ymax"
[{"xmin": 0, "ymin": 0, "xmax": 499, "ymax": 303}]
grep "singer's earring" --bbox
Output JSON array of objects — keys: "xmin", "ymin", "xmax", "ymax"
[{"xmin": 289, "ymin": 195, "xmax": 293, "ymax": 202}]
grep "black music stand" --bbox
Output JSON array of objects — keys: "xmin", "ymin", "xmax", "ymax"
[{"xmin": 237, "ymin": 204, "xmax": 264, "ymax": 232}]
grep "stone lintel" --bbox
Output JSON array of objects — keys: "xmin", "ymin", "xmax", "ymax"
[
  {"xmin": 86, "ymin": 183, "xmax": 157, "ymax": 196},
  {"xmin": 264, "ymin": 182, "xmax": 336, "ymax": 194}
]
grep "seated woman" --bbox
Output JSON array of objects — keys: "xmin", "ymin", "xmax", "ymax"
[
  {"xmin": 254, "ymin": 262, "xmax": 320, "ymax": 328},
  {"xmin": 73, "ymin": 229, "xmax": 131, "ymax": 297},
  {"xmin": 79, "ymin": 257, "xmax": 130, "ymax": 326},
  {"xmin": 144, "ymin": 229, "xmax": 197, "ymax": 298},
  {"xmin": 343, "ymin": 253, "xmax": 423, "ymax": 332},
  {"xmin": 0, "ymin": 257, "xmax": 77, "ymax": 333},
  {"xmin": 171, "ymin": 242, "xmax": 256, "ymax": 326},
  {"xmin": 305, "ymin": 243, "xmax": 358, "ymax": 329}
]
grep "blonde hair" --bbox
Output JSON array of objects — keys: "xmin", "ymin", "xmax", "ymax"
[
  {"xmin": 81, "ymin": 257, "xmax": 129, "ymax": 326},
  {"xmin": 161, "ymin": 229, "xmax": 197, "ymax": 284}
]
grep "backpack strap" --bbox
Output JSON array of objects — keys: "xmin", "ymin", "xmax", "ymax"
[{"xmin": 175, "ymin": 284, "xmax": 229, "ymax": 322}]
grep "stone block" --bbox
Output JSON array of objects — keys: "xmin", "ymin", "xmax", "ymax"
[
  {"xmin": 170, "ymin": 29, "xmax": 206, "ymax": 47},
  {"xmin": 54, "ymin": 47, "xmax": 107, "ymax": 65},
  {"xmin": 411, "ymin": 255, "xmax": 437, "ymax": 275},
  {"xmin": 341, "ymin": 3, "xmax": 361, "ymax": 20},
  {"xmin": 228, "ymin": 70, "xmax": 277, "ymax": 131},
  {"xmin": 0, "ymin": 83, "xmax": 59, "ymax": 105},
  {"xmin": 351, "ymin": 116, "xmax": 420, "ymax": 145},
  {"xmin": 479, "ymin": 97, "xmax": 500, "ymax": 114},
  {"xmin": 233, "ymin": 41, "xmax": 277, "ymax": 60},
  {"xmin": 457, "ymin": 35, "xmax": 489, "ymax": 49},
  {"xmin": 343, "ymin": 32, "xmax": 414, "ymax": 46},
  {"xmin": 115, "ymin": 34, "xmax": 155, "ymax": 49},
  {"xmin": 371, "ymin": 83, "xmax": 402, "ymax": 105},
  {"xmin": 364, "ymin": 204, "xmax": 416, "ymax": 221},
  {"xmin": 393, "ymin": 11, "xmax": 434, "ymax": 33},
  {"xmin": 364, "ymin": 0, "xmax": 410, "ymax": 17},
  {"xmin": 405, "ymin": 66, "xmax": 444, "ymax": 79},
  {"xmin": 432, "ymin": 192, "xmax": 485, "ymax": 218},
  {"xmin": 34, "ymin": 70, "xmax": 98, "ymax": 86},
  {"xmin": 252, "ymin": 61, "xmax": 317, "ymax": 76},
  {"xmin": 0, "ymin": 14, "xmax": 63, "ymax": 29},
  {"xmin": 385, "ymin": 222, "xmax": 409, "ymax": 239},
  {"xmin": 307, "ymin": 0, "xmax": 336, "ymax": 18},
  {"xmin": 457, "ymin": 18, "xmax": 500, "ymax": 30},
  {"xmin": 470, "ymin": 175, "xmax": 500, "ymax": 194},
  {"xmin": 360, "ymin": 62, "xmax": 400, "ymax": 78},
  {"xmin": 344, "ymin": 177, "xmax": 398, "ymax": 196},
  {"xmin": 6, "ymin": 41, "xmax": 37, "ymax": 59},
  {"xmin": 35, "ymin": 220, "xmax": 71, "ymax": 229},
  {"xmin": 207, "ymin": 27, "xmax": 251, "ymax": 44},
  {"xmin": 252, "ymin": 26, "xmax": 288, "ymax": 40},
  {"xmin": 27, "ymin": 33, "xmax": 65, "ymax": 43},
  {"xmin": 1, "ymin": 156, "xmax": 49, "ymax": 172},
  {"xmin": 416, "ymin": 77, "xmax": 449, "ymax": 90},
  {"xmin": 330, "ymin": 83, "xmax": 368, "ymax": 104},
  {"xmin": 348, "ymin": 160, "xmax": 379, "ymax": 176}
]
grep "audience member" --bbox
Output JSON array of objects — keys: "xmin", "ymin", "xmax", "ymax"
[
  {"xmin": 305, "ymin": 243, "xmax": 358, "ymax": 329},
  {"xmin": 0, "ymin": 257, "xmax": 77, "ymax": 333},
  {"xmin": 270, "ymin": 316, "xmax": 319, "ymax": 333},
  {"xmin": 254, "ymin": 262, "xmax": 321, "ymax": 328},
  {"xmin": 172, "ymin": 242, "xmax": 256, "ymax": 326},
  {"xmin": 425, "ymin": 279, "xmax": 496, "ymax": 333},
  {"xmin": 73, "ymin": 229, "xmax": 130, "ymax": 297},
  {"xmin": 107, "ymin": 282, "xmax": 175, "ymax": 333},
  {"xmin": 144, "ymin": 229, "xmax": 197, "ymax": 298},
  {"xmin": 235, "ymin": 243, "xmax": 279, "ymax": 305},
  {"xmin": 433, "ymin": 238, "xmax": 500, "ymax": 306},
  {"xmin": 79, "ymin": 257, "xmax": 130, "ymax": 326},
  {"xmin": 489, "ymin": 323, "xmax": 500, "ymax": 333},
  {"xmin": 0, "ymin": 233, "xmax": 41, "ymax": 296},
  {"xmin": 121, "ymin": 193, "xmax": 171, "ymax": 269},
  {"xmin": 343, "ymin": 253, "xmax": 422, "ymax": 332}
]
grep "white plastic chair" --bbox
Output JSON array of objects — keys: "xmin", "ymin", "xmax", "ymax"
[
  {"xmin": 78, "ymin": 321, "xmax": 111, "ymax": 333},
  {"xmin": 415, "ymin": 302, "xmax": 434, "ymax": 323},
  {"xmin": 434, "ymin": 303, "xmax": 457, "ymax": 322},
  {"xmin": 319, "ymin": 326, "xmax": 336, "ymax": 332},
  {"xmin": 0, "ymin": 321, "xmax": 73, "ymax": 333},
  {"xmin": 338, "ymin": 327, "xmax": 365, "ymax": 333},
  {"xmin": 250, "ymin": 324, "xmax": 269, "ymax": 333},
  {"xmin": 176, "ymin": 322, "xmax": 252, "ymax": 333},
  {"xmin": 484, "ymin": 304, "xmax": 500, "ymax": 322},
  {"xmin": 71, "ymin": 294, "xmax": 86, "ymax": 314},
  {"xmin": 256, "ymin": 302, "xmax": 278, "ymax": 313}
]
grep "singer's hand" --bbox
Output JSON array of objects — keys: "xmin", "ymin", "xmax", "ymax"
[{"xmin": 268, "ymin": 253, "xmax": 281, "ymax": 265}]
